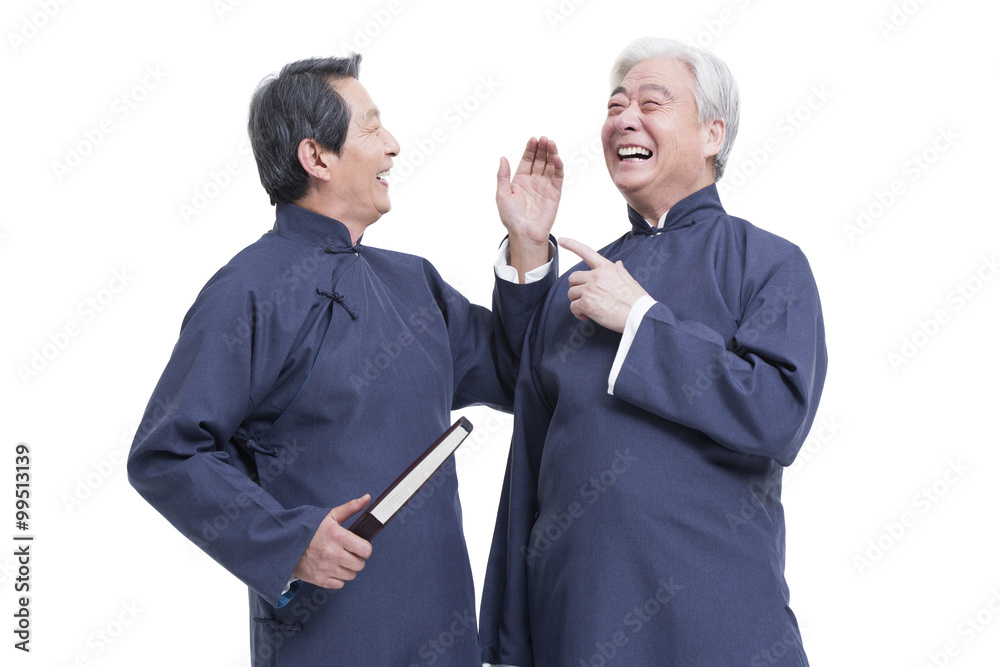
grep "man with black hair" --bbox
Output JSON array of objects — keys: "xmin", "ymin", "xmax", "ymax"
[{"xmin": 128, "ymin": 54, "xmax": 562, "ymax": 665}]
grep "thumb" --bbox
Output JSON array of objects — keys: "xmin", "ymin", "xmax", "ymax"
[
  {"xmin": 328, "ymin": 494, "xmax": 371, "ymax": 525},
  {"xmin": 497, "ymin": 157, "xmax": 511, "ymax": 191}
]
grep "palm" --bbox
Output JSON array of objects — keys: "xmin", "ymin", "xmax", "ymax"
[{"xmin": 497, "ymin": 137, "xmax": 564, "ymax": 244}]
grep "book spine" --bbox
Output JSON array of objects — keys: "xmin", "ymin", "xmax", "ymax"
[{"xmin": 348, "ymin": 513, "xmax": 384, "ymax": 541}]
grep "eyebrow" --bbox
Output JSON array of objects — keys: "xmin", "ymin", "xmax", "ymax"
[{"xmin": 610, "ymin": 83, "xmax": 675, "ymax": 99}]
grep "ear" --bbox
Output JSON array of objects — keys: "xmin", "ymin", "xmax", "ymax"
[
  {"xmin": 703, "ymin": 119, "xmax": 725, "ymax": 159},
  {"xmin": 297, "ymin": 138, "xmax": 336, "ymax": 182}
]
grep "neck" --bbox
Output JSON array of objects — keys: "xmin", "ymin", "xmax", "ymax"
[
  {"xmin": 628, "ymin": 175, "xmax": 715, "ymax": 223},
  {"xmin": 293, "ymin": 192, "xmax": 370, "ymax": 245}
]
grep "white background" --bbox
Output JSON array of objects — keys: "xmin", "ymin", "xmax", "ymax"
[{"xmin": 3, "ymin": 0, "xmax": 999, "ymax": 665}]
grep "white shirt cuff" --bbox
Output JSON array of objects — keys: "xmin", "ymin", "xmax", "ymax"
[
  {"xmin": 608, "ymin": 295, "xmax": 657, "ymax": 395},
  {"xmin": 494, "ymin": 238, "xmax": 555, "ymax": 284}
]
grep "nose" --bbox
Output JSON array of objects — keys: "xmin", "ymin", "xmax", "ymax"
[
  {"xmin": 384, "ymin": 127, "xmax": 400, "ymax": 157},
  {"xmin": 615, "ymin": 100, "xmax": 641, "ymax": 133}
]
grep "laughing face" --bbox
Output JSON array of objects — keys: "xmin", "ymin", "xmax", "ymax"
[
  {"xmin": 325, "ymin": 77, "xmax": 400, "ymax": 228},
  {"xmin": 601, "ymin": 58, "xmax": 723, "ymax": 222}
]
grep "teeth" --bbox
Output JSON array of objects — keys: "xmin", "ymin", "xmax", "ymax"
[
  {"xmin": 376, "ymin": 170, "xmax": 390, "ymax": 181},
  {"xmin": 618, "ymin": 146, "xmax": 651, "ymax": 160}
]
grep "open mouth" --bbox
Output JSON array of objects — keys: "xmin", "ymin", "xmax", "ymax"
[
  {"xmin": 376, "ymin": 169, "xmax": 390, "ymax": 184},
  {"xmin": 618, "ymin": 146, "xmax": 652, "ymax": 162}
]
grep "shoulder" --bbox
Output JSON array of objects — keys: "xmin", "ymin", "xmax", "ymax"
[
  {"xmin": 363, "ymin": 245, "xmax": 450, "ymax": 289},
  {"xmin": 714, "ymin": 210, "xmax": 809, "ymax": 273},
  {"xmin": 181, "ymin": 234, "xmax": 316, "ymax": 330}
]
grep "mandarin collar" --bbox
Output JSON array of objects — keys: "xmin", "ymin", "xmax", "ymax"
[
  {"xmin": 272, "ymin": 203, "xmax": 362, "ymax": 252},
  {"xmin": 627, "ymin": 184, "xmax": 725, "ymax": 236}
]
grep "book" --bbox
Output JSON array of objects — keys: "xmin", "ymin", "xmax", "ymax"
[{"xmin": 348, "ymin": 417, "xmax": 473, "ymax": 540}]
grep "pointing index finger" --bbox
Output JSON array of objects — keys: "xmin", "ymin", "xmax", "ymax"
[{"xmin": 559, "ymin": 237, "xmax": 612, "ymax": 269}]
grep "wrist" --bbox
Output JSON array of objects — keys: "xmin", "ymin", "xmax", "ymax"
[
  {"xmin": 507, "ymin": 237, "xmax": 553, "ymax": 284},
  {"xmin": 507, "ymin": 232, "xmax": 551, "ymax": 253}
]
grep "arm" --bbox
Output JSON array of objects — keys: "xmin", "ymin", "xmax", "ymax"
[
  {"xmin": 487, "ymin": 136, "xmax": 563, "ymax": 388},
  {"xmin": 432, "ymin": 137, "xmax": 564, "ymax": 409},
  {"xmin": 127, "ymin": 275, "xmax": 370, "ymax": 605},
  {"xmin": 560, "ymin": 238, "xmax": 827, "ymax": 465}
]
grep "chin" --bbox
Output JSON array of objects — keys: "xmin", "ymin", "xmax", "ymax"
[{"xmin": 611, "ymin": 174, "xmax": 652, "ymax": 195}]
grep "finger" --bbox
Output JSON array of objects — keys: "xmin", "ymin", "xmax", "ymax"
[
  {"xmin": 331, "ymin": 558, "xmax": 365, "ymax": 579},
  {"xmin": 559, "ymin": 237, "xmax": 612, "ymax": 269},
  {"xmin": 566, "ymin": 285, "xmax": 586, "ymax": 303},
  {"xmin": 328, "ymin": 494, "xmax": 371, "ymax": 525},
  {"xmin": 343, "ymin": 532, "xmax": 373, "ymax": 559},
  {"xmin": 515, "ymin": 137, "xmax": 539, "ymax": 177},
  {"xmin": 566, "ymin": 270, "xmax": 588, "ymax": 287},
  {"xmin": 568, "ymin": 301, "xmax": 591, "ymax": 323},
  {"xmin": 531, "ymin": 135, "xmax": 550, "ymax": 176},
  {"xmin": 541, "ymin": 138, "xmax": 564, "ymax": 184},
  {"xmin": 338, "ymin": 552, "xmax": 367, "ymax": 573}
]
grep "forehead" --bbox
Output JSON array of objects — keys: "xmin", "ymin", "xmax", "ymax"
[
  {"xmin": 614, "ymin": 58, "xmax": 695, "ymax": 97},
  {"xmin": 332, "ymin": 77, "xmax": 379, "ymax": 121}
]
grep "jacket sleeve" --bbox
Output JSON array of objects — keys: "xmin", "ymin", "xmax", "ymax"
[
  {"xmin": 611, "ymin": 248, "xmax": 828, "ymax": 465},
  {"xmin": 478, "ymin": 309, "xmax": 552, "ymax": 667},
  {"xmin": 127, "ymin": 270, "xmax": 329, "ymax": 606},
  {"xmin": 429, "ymin": 240, "xmax": 557, "ymax": 413}
]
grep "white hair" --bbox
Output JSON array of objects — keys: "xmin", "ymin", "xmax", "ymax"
[{"xmin": 610, "ymin": 37, "xmax": 740, "ymax": 181}]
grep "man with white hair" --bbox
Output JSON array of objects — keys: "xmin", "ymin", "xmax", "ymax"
[{"xmin": 480, "ymin": 37, "xmax": 827, "ymax": 666}]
